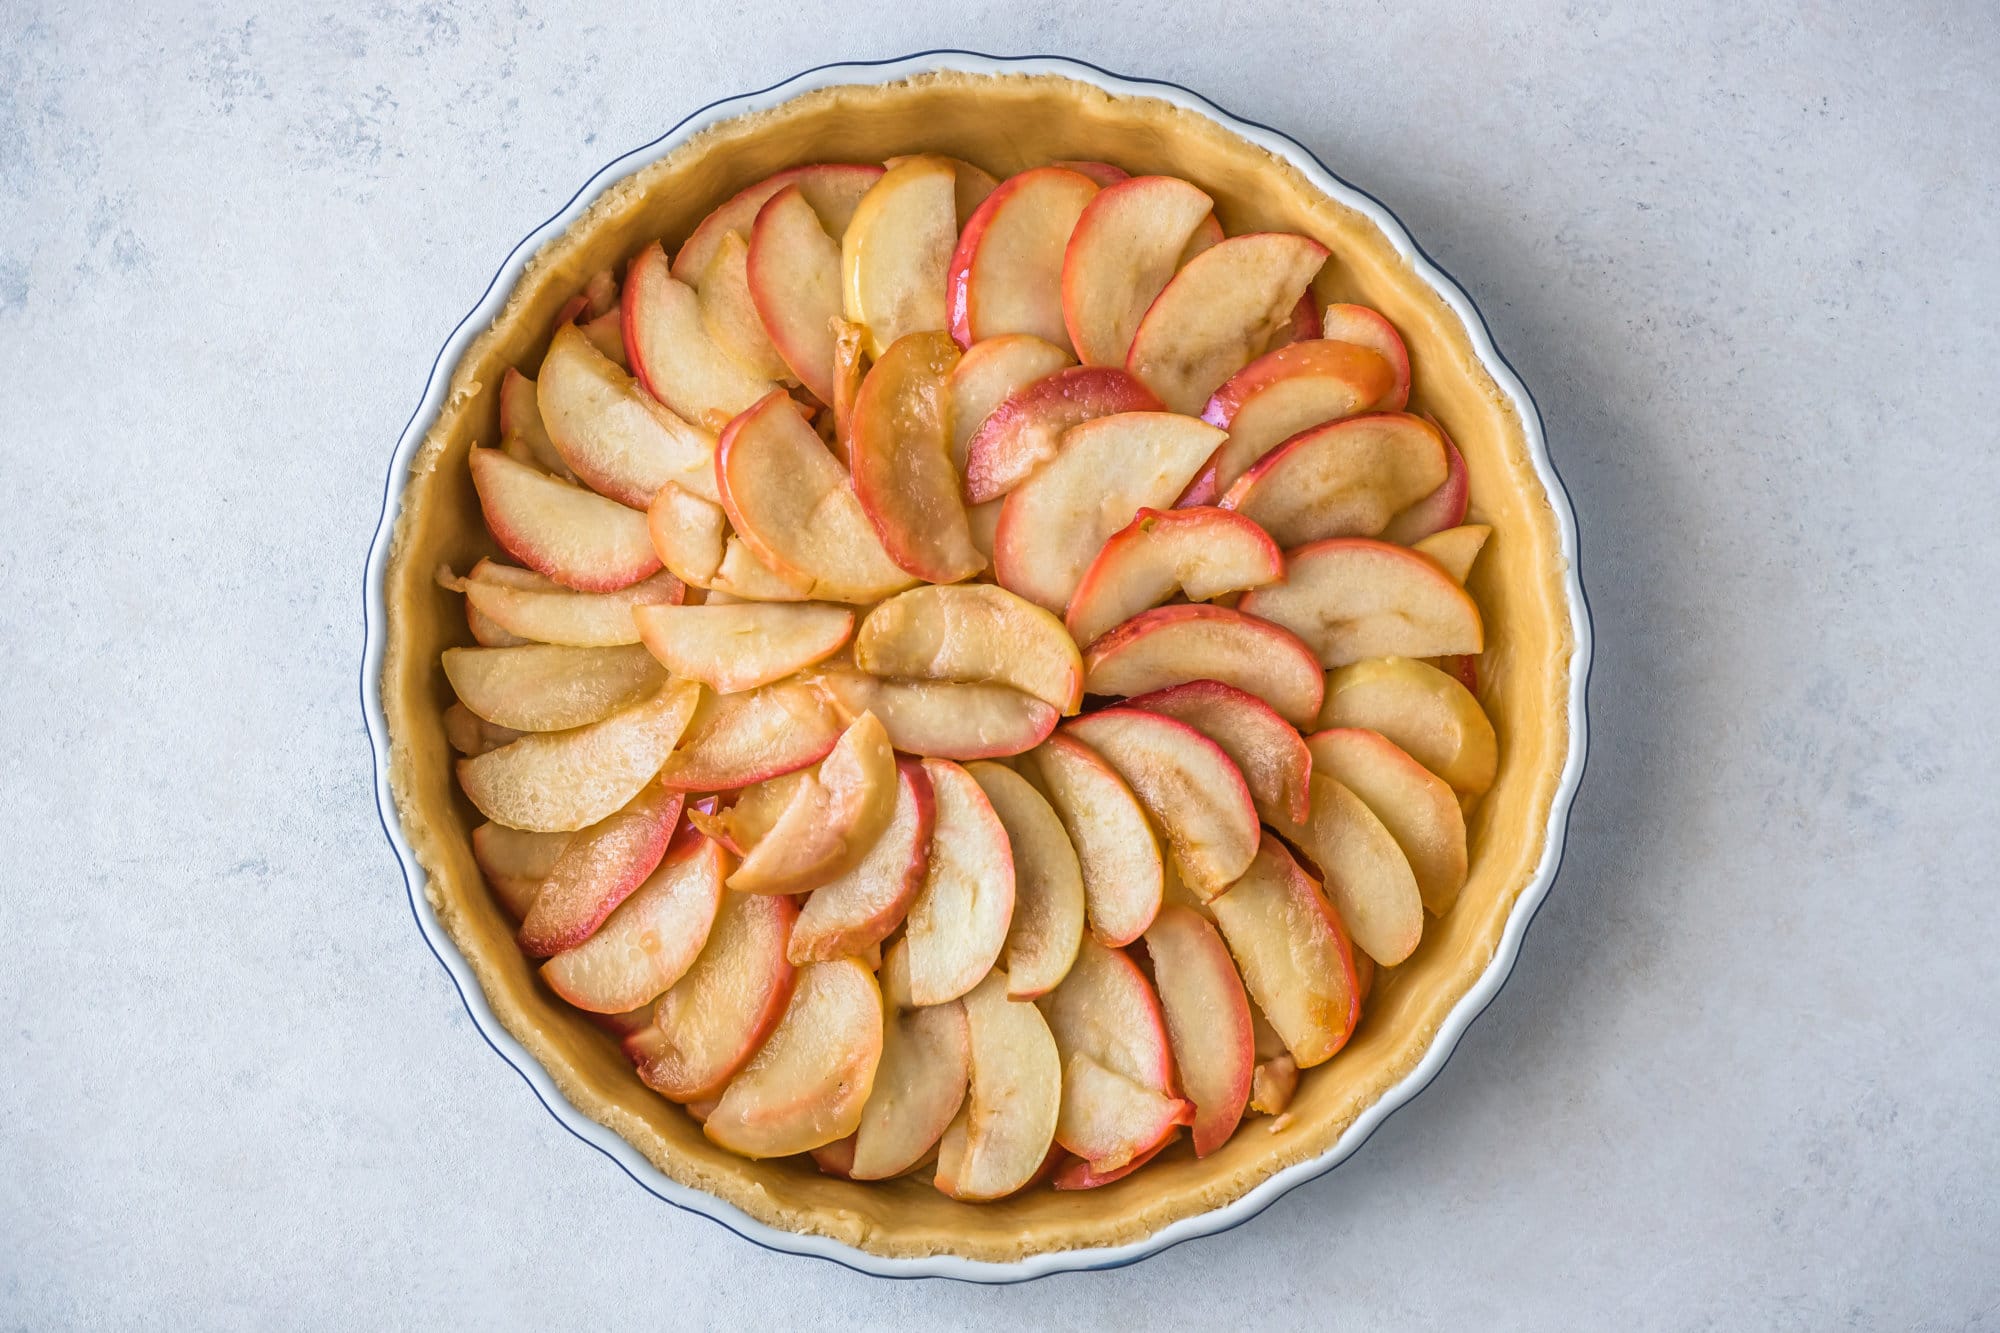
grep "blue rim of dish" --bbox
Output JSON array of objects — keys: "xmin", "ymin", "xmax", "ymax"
[{"xmin": 360, "ymin": 50, "xmax": 1594, "ymax": 1283}]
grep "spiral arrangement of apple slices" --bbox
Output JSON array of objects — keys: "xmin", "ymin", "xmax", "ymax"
[{"xmin": 439, "ymin": 155, "xmax": 1499, "ymax": 1198}]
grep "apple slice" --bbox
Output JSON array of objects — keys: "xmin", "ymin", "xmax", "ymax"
[
  {"xmin": 703, "ymin": 957, "xmax": 884, "ymax": 1159},
  {"xmin": 468, "ymin": 448, "xmax": 660, "ymax": 592},
  {"xmin": 1024, "ymin": 734, "xmax": 1162, "ymax": 948},
  {"xmin": 828, "ymin": 318, "xmax": 867, "ymax": 462},
  {"xmin": 946, "ymin": 334, "xmax": 1075, "ymax": 472},
  {"xmin": 947, "ymin": 166, "xmax": 1099, "ymax": 351},
  {"xmin": 848, "ymin": 330, "xmax": 984, "ymax": 582},
  {"xmin": 471, "ymin": 821, "xmax": 566, "ymax": 920},
  {"xmin": 1126, "ymin": 679, "xmax": 1312, "ymax": 826},
  {"xmin": 1194, "ymin": 338, "xmax": 1399, "ymax": 494},
  {"xmin": 441, "ymin": 643, "xmax": 664, "ymax": 731},
  {"xmin": 457, "ymin": 681, "xmax": 700, "ymax": 833},
  {"xmin": 1307, "ymin": 728, "xmax": 1468, "ymax": 915},
  {"xmin": 1063, "ymin": 708, "xmax": 1259, "ymax": 900},
  {"xmin": 713, "ymin": 388, "xmax": 917, "ymax": 603},
  {"xmin": 444, "ymin": 703, "xmax": 522, "ymax": 758},
  {"xmin": 1061, "ymin": 175, "xmax": 1215, "ymax": 367},
  {"xmin": 1272, "ymin": 773, "xmax": 1423, "ymax": 966},
  {"xmin": 811, "ymin": 671, "xmax": 1058, "ymax": 760},
  {"xmin": 657, "ymin": 680, "xmax": 843, "ymax": 792},
  {"xmin": 634, "ymin": 602, "xmax": 852, "ymax": 694},
  {"xmin": 1052, "ymin": 1131, "xmax": 1179, "ymax": 1189},
  {"xmin": 449, "ymin": 566, "xmax": 684, "ymax": 648},
  {"xmin": 1319, "ymin": 303, "xmax": 1411, "ymax": 410},
  {"xmin": 841, "ymin": 155, "xmax": 958, "ymax": 358},
  {"xmin": 1051, "ymin": 159, "xmax": 1129, "ymax": 188},
  {"xmin": 1318, "ymin": 656, "xmax": 1497, "ymax": 795},
  {"xmin": 1064, "ymin": 506, "xmax": 1282, "ymax": 645},
  {"xmin": 516, "ymin": 784, "xmax": 684, "ymax": 955},
  {"xmin": 847, "ymin": 938, "xmax": 971, "ymax": 1180},
  {"xmin": 961, "ymin": 366, "xmax": 1162, "ymax": 503},
  {"xmin": 693, "ymin": 229, "xmax": 792, "ymax": 382},
  {"xmin": 1146, "ymin": 905, "xmax": 1254, "ymax": 1155},
  {"xmin": 1218, "ymin": 412, "xmax": 1448, "ymax": 547},
  {"xmin": 627, "ymin": 892, "xmax": 797, "ymax": 1102},
  {"xmin": 541, "ymin": 829, "xmax": 725, "ymax": 1011},
  {"xmin": 934, "ymin": 970, "xmax": 1062, "ymax": 1201},
  {"xmin": 686, "ymin": 770, "xmax": 810, "ymax": 856},
  {"xmin": 1239, "ymin": 538, "xmax": 1484, "ymax": 668},
  {"xmin": 1179, "ymin": 213, "xmax": 1225, "ymax": 265},
  {"xmin": 1080, "ymin": 604, "xmax": 1324, "ymax": 727},
  {"xmin": 622, "ymin": 241, "xmax": 780, "ymax": 432},
  {"xmin": 726, "ymin": 712, "xmax": 896, "ymax": 896},
  {"xmin": 853, "ymin": 583, "xmax": 1084, "ymax": 715},
  {"xmin": 746, "ymin": 184, "xmax": 844, "ymax": 402},
  {"xmin": 967, "ymin": 761, "xmax": 1085, "ymax": 1000},
  {"xmin": 1126, "ymin": 232, "xmax": 1331, "ymax": 413},
  {"xmin": 886, "ymin": 153, "xmax": 1000, "ymax": 226},
  {"xmin": 1209, "ymin": 835, "xmax": 1359, "ymax": 1067},
  {"xmin": 901, "ymin": 759, "xmax": 1015, "ymax": 1006},
  {"xmin": 789, "ymin": 759, "xmax": 935, "ymax": 964},
  {"xmin": 1380, "ymin": 422, "xmax": 1471, "ymax": 544},
  {"xmin": 1412, "ymin": 523, "xmax": 1492, "ymax": 585},
  {"xmin": 993, "ymin": 411, "xmax": 1225, "ymax": 612},
  {"xmin": 1055, "ymin": 1054, "xmax": 1192, "ymax": 1171},
  {"xmin": 537, "ymin": 323, "xmax": 720, "ymax": 507},
  {"xmin": 499, "ymin": 367, "xmax": 577, "ymax": 480},
  {"xmin": 672, "ymin": 163, "xmax": 887, "ymax": 284},
  {"xmin": 579, "ymin": 308, "xmax": 627, "ymax": 368},
  {"xmin": 1039, "ymin": 937, "xmax": 1180, "ymax": 1168}
]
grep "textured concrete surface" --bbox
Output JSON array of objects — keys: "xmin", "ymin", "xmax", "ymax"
[{"xmin": 3, "ymin": 2, "xmax": 1997, "ymax": 1327}]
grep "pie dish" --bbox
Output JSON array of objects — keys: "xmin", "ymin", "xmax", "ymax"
[{"xmin": 364, "ymin": 52, "xmax": 1589, "ymax": 1278}]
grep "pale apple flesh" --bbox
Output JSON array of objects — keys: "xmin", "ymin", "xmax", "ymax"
[
  {"xmin": 1080, "ymin": 603, "xmax": 1325, "ymax": 728},
  {"xmin": 516, "ymin": 783, "xmax": 685, "ymax": 956},
  {"xmin": 655, "ymin": 681, "xmax": 843, "ymax": 792},
  {"xmin": 541, "ymin": 830, "xmax": 725, "ymax": 1012},
  {"xmin": 693, "ymin": 229, "xmax": 793, "ymax": 383},
  {"xmin": 1412, "ymin": 523, "xmax": 1492, "ymax": 585},
  {"xmin": 672, "ymin": 162, "xmax": 886, "ymax": 285},
  {"xmin": 811, "ymin": 670, "xmax": 1059, "ymax": 761},
  {"xmin": 1038, "ymin": 936, "xmax": 1178, "ymax": 1173},
  {"xmin": 468, "ymin": 447, "xmax": 661, "ymax": 593},
  {"xmin": 622, "ymin": 241, "xmax": 780, "ymax": 432},
  {"xmin": 1318, "ymin": 656, "xmax": 1498, "ymax": 796},
  {"xmin": 788, "ymin": 759, "xmax": 935, "ymax": 964},
  {"xmin": 499, "ymin": 366, "xmax": 577, "ymax": 480},
  {"xmin": 902, "ymin": 759, "xmax": 1016, "ymax": 1006},
  {"xmin": 1125, "ymin": 679, "xmax": 1313, "ymax": 826},
  {"xmin": 703, "ymin": 958, "xmax": 885, "ymax": 1159},
  {"xmin": 1238, "ymin": 538, "xmax": 1484, "ymax": 668},
  {"xmin": 1061, "ymin": 174, "xmax": 1215, "ymax": 368},
  {"xmin": 948, "ymin": 165, "xmax": 1100, "ymax": 352},
  {"xmin": 1063, "ymin": 505, "xmax": 1282, "ymax": 646},
  {"xmin": 470, "ymin": 821, "xmax": 567, "ymax": 920},
  {"xmin": 633, "ymin": 601, "xmax": 852, "ymax": 694},
  {"xmin": 1218, "ymin": 412, "xmax": 1448, "ymax": 547},
  {"xmin": 847, "ymin": 330, "xmax": 984, "ymax": 582},
  {"xmin": 933, "ymin": 970, "xmax": 1062, "ymax": 1201},
  {"xmin": 747, "ymin": 183, "xmax": 846, "ymax": 403},
  {"xmin": 442, "ymin": 643, "xmax": 664, "ymax": 732},
  {"xmin": 967, "ymin": 760, "xmax": 1085, "ymax": 1000},
  {"xmin": 1146, "ymin": 904, "xmax": 1254, "ymax": 1155},
  {"xmin": 853, "ymin": 583, "xmax": 1084, "ymax": 715},
  {"xmin": 1380, "ymin": 422, "xmax": 1471, "ymax": 545},
  {"xmin": 961, "ymin": 365, "xmax": 1163, "ymax": 504},
  {"xmin": 1307, "ymin": 727, "xmax": 1469, "ymax": 916},
  {"xmin": 1271, "ymin": 773, "xmax": 1424, "ymax": 966},
  {"xmin": 841, "ymin": 155, "xmax": 958, "ymax": 358},
  {"xmin": 627, "ymin": 891, "xmax": 798, "ymax": 1102},
  {"xmin": 537, "ymin": 322, "xmax": 719, "ymax": 508},
  {"xmin": 445, "ymin": 564, "xmax": 685, "ymax": 648},
  {"xmin": 1319, "ymin": 303, "xmax": 1411, "ymax": 410},
  {"xmin": 847, "ymin": 938, "xmax": 971, "ymax": 1180},
  {"xmin": 946, "ymin": 333, "xmax": 1075, "ymax": 473},
  {"xmin": 443, "ymin": 703, "xmax": 523, "ymax": 758},
  {"xmin": 1209, "ymin": 835, "xmax": 1359, "ymax": 1068},
  {"xmin": 726, "ymin": 712, "xmax": 897, "ymax": 896},
  {"xmin": 1054, "ymin": 1053, "xmax": 1193, "ymax": 1170},
  {"xmin": 1195, "ymin": 338, "xmax": 1400, "ymax": 495},
  {"xmin": 1024, "ymin": 734, "xmax": 1163, "ymax": 948},
  {"xmin": 885, "ymin": 153, "xmax": 1000, "ymax": 227}
]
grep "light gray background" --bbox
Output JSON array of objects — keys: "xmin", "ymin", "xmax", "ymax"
[{"xmin": 3, "ymin": 2, "xmax": 1996, "ymax": 1327}]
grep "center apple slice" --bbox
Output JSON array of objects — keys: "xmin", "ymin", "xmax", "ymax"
[
  {"xmin": 853, "ymin": 584, "xmax": 1084, "ymax": 715},
  {"xmin": 1238, "ymin": 538, "xmax": 1484, "ymax": 668},
  {"xmin": 1145, "ymin": 905, "xmax": 1254, "ymax": 1156},
  {"xmin": 933, "ymin": 969, "xmax": 1062, "ymax": 1201},
  {"xmin": 1209, "ymin": 835, "xmax": 1359, "ymax": 1068},
  {"xmin": 540, "ymin": 826, "xmax": 726, "ymax": 1012},
  {"xmin": 442, "ymin": 643, "xmax": 664, "ymax": 732},
  {"xmin": 1218, "ymin": 412, "xmax": 1448, "ymax": 547},
  {"xmin": 847, "ymin": 330, "xmax": 985, "ymax": 583},
  {"xmin": 846, "ymin": 938, "xmax": 972, "ymax": 1181},
  {"xmin": 515, "ymin": 783, "xmax": 685, "ymax": 956},
  {"xmin": 633, "ymin": 601, "xmax": 853, "ymax": 694},
  {"xmin": 623, "ymin": 241, "xmax": 781, "ymax": 432},
  {"xmin": 947, "ymin": 166, "xmax": 1100, "ymax": 352},
  {"xmin": 468, "ymin": 447, "xmax": 661, "ymax": 592},
  {"xmin": 1063, "ymin": 506, "xmax": 1282, "ymax": 646},
  {"xmin": 1023, "ymin": 734, "xmax": 1162, "ymax": 948},
  {"xmin": 1061, "ymin": 174, "xmax": 1216, "ymax": 367},
  {"xmin": 1080, "ymin": 603, "xmax": 1324, "ymax": 728},
  {"xmin": 960, "ymin": 366, "xmax": 1162, "ymax": 504},
  {"xmin": 703, "ymin": 957, "xmax": 885, "ymax": 1159},
  {"xmin": 967, "ymin": 761, "xmax": 1085, "ymax": 1000},
  {"xmin": 537, "ymin": 322, "xmax": 721, "ymax": 508},
  {"xmin": 811, "ymin": 671, "xmax": 1059, "ymax": 761},
  {"xmin": 723, "ymin": 711, "xmax": 896, "ymax": 897},
  {"xmin": 788, "ymin": 758, "xmax": 935, "ymax": 964},
  {"xmin": 1306, "ymin": 727, "xmax": 1468, "ymax": 916},
  {"xmin": 1196, "ymin": 338, "xmax": 1398, "ymax": 493},
  {"xmin": 626, "ymin": 891, "xmax": 797, "ymax": 1103},
  {"xmin": 655, "ymin": 680, "xmax": 843, "ymax": 792},
  {"xmin": 1126, "ymin": 679, "xmax": 1312, "ymax": 826},
  {"xmin": 692, "ymin": 230, "xmax": 792, "ymax": 383},
  {"xmin": 1271, "ymin": 773, "xmax": 1424, "ymax": 966},
  {"xmin": 901, "ymin": 758, "xmax": 1016, "ymax": 1006},
  {"xmin": 841, "ymin": 155, "xmax": 958, "ymax": 358}
]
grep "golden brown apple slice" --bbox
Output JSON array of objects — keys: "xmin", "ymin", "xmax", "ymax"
[
  {"xmin": 1064, "ymin": 708, "xmax": 1259, "ymax": 900},
  {"xmin": 1146, "ymin": 905, "xmax": 1254, "ymax": 1156},
  {"xmin": 789, "ymin": 759, "xmax": 935, "ymax": 964},
  {"xmin": 847, "ymin": 331, "xmax": 984, "ymax": 582},
  {"xmin": 470, "ymin": 821, "xmax": 567, "ymax": 920},
  {"xmin": 1080, "ymin": 604, "xmax": 1324, "ymax": 727},
  {"xmin": 1024, "ymin": 735, "xmax": 1162, "ymax": 948},
  {"xmin": 693, "ymin": 230, "xmax": 793, "ymax": 383},
  {"xmin": 674, "ymin": 163, "xmax": 886, "ymax": 283},
  {"xmin": 444, "ymin": 703, "xmax": 523, "ymax": 758},
  {"xmin": 541, "ymin": 827, "xmax": 725, "ymax": 1011},
  {"xmin": 499, "ymin": 367, "xmax": 577, "ymax": 480},
  {"xmin": 537, "ymin": 323, "xmax": 720, "ymax": 507},
  {"xmin": 457, "ymin": 680, "xmax": 700, "ymax": 833},
  {"xmin": 811, "ymin": 671, "xmax": 1058, "ymax": 761},
  {"xmin": 468, "ymin": 448, "xmax": 660, "ymax": 592},
  {"xmin": 726, "ymin": 712, "xmax": 897, "ymax": 896},
  {"xmin": 1194, "ymin": 339, "xmax": 1397, "ymax": 495},
  {"xmin": 627, "ymin": 892, "xmax": 797, "ymax": 1103},
  {"xmin": 516, "ymin": 784, "xmax": 684, "ymax": 955},
  {"xmin": 1061, "ymin": 174, "xmax": 1215, "ymax": 367},
  {"xmin": 622, "ymin": 241, "xmax": 780, "ymax": 431},
  {"xmin": 656, "ymin": 680, "xmax": 843, "ymax": 792},
  {"xmin": 1412, "ymin": 523, "xmax": 1492, "ymax": 585},
  {"xmin": 1210, "ymin": 835, "xmax": 1359, "ymax": 1067},
  {"xmin": 441, "ymin": 644, "xmax": 664, "ymax": 731},
  {"xmin": 1319, "ymin": 303, "xmax": 1411, "ymax": 410},
  {"xmin": 746, "ymin": 183, "xmax": 844, "ymax": 402},
  {"xmin": 1054, "ymin": 1054, "xmax": 1193, "ymax": 1171},
  {"xmin": 946, "ymin": 334, "xmax": 1074, "ymax": 472},
  {"xmin": 1307, "ymin": 727, "xmax": 1468, "ymax": 915},
  {"xmin": 902, "ymin": 759, "xmax": 1015, "ymax": 1005},
  {"xmin": 1126, "ymin": 232, "xmax": 1331, "ymax": 413},
  {"xmin": 1126, "ymin": 679, "xmax": 1312, "ymax": 826},
  {"xmin": 1380, "ymin": 422, "xmax": 1471, "ymax": 544},
  {"xmin": 961, "ymin": 366, "xmax": 1164, "ymax": 503},
  {"xmin": 853, "ymin": 584, "xmax": 1084, "ymax": 715},
  {"xmin": 1272, "ymin": 773, "xmax": 1423, "ymax": 966},
  {"xmin": 993, "ymin": 411, "xmax": 1225, "ymax": 612},
  {"xmin": 967, "ymin": 761, "xmax": 1084, "ymax": 1000},
  {"xmin": 633, "ymin": 602, "xmax": 852, "ymax": 694},
  {"xmin": 703, "ymin": 957, "xmax": 884, "ymax": 1159},
  {"xmin": 846, "ymin": 938, "xmax": 971, "ymax": 1180},
  {"xmin": 933, "ymin": 969, "xmax": 1061, "ymax": 1201},
  {"xmin": 1063, "ymin": 506, "xmax": 1282, "ymax": 646},
  {"xmin": 1219, "ymin": 412, "xmax": 1448, "ymax": 547},
  {"xmin": 1239, "ymin": 538, "xmax": 1485, "ymax": 668},
  {"xmin": 841, "ymin": 155, "xmax": 958, "ymax": 358},
  {"xmin": 1318, "ymin": 656, "xmax": 1497, "ymax": 795},
  {"xmin": 713, "ymin": 388, "xmax": 917, "ymax": 603},
  {"xmin": 947, "ymin": 166, "xmax": 1099, "ymax": 351},
  {"xmin": 448, "ymin": 564, "xmax": 684, "ymax": 648}
]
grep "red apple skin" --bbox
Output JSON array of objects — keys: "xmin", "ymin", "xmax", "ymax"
[
  {"xmin": 961, "ymin": 366, "xmax": 1163, "ymax": 504},
  {"xmin": 1081, "ymin": 603, "xmax": 1325, "ymax": 728},
  {"xmin": 468, "ymin": 449, "xmax": 662, "ymax": 594},
  {"xmin": 1051, "ymin": 160, "xmax": 1129, "ymax": 188},
  {"xmin": 1124, "ymin": 678, "xmax": 1313, "ymax": 825},
  {"xmin": 1063, "ymin": 505, "xmax": 1283, "ymax": 647},
  {"xmin": 1262, "ymin": 293, "xmax": 1323, "ymax": 352},
  {"xmin": 670, "ymin": 162, "xmax": 887, "ymax": 284},
  {"xmin": 947, "ymin": 166, "xmax": 1100, "ymax": 350},
  {"xmin": 787, "ymin": 759, "xmax": 937, "ymax": 964},
  {"xmin": 1145, "ymin": 905, "xmax": 1254, "ymax": 1156},
  {"xmin": 1432, "ymin": 653, "xmax": 1480, "ymax": 693},
  {"xmin": 1380, "ymin": 421, "xmax": 1471, "ymax": 544},
  {"xmin": 1051, "ymin": 1129, "xmax": 1180, "ymax": 1190},
  {"xmin": 516, "ymin": 786, "xmax": 685, "ymax": 958},
  {"xmin": 1320, "ymin": 303, "xmax": 1411, "ymax": 410}
]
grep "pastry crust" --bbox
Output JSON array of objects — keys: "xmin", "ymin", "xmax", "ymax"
[{"xmin": 381, "ymin": 69, "xmax": 1576, "ymax": 1262}]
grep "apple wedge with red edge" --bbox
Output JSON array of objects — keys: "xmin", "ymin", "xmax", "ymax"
[
  {"xmin": 538, "ymin": 322, "xmax": 720, "ymax": 507},
  {"xmin": 1146, "ymin": 905, "xmax": 1254, "ymax": 1155},
  {"xmin": 686, "ymin": 770, "xmax": 809, "ymax": 857},
  {"xmin": 1272, "ymin": 772, "xmax": 1424, "ymax": 966},
  {"xmin": 1024, "ymin": 734, "xmax": 1162, "ymax": 948},
  {"xmin": 947, "ymin": 334, "xmax": 1074, "ymax": 473},
  {"xmin": 633, "ymin": 601, "xmax": 852, "ymax": 694},
  {"xmin": 655, "ymin": 680, "xmax": 843, "ymax": 792},
  {"xmin": 1307, "ymin": 727, "xmax": 1468, "ymax": 916},
  {"xmin": 1039, "ymin": 936, "xmax": 1187, "ymax": 1170},
  {"xmin": 468, "ymin": 448, "xmax": 660, "ymax": 592},
  {"xmin": 841, "ymin": 155, "xmax": 958, "ymax": 358},
  {"xmin": 516, "ymin": 784, "xmax": 684, "ymax": 956},
  {"xmin": 1063, "ymin": 708, "xmax": 1259, "ymax": 900},
  {"xmin": 1062, "ymin": 175, "xmax": 1216, "ymax": 367},
  {"xmin": 789, "ymin": 758, "xmax": 935, "ymax": 964},
  {"xmin": 1054, "ymin": 1055, "xmax": 1193, "ymax": 1171},
  {"xmin": 886, "ymin": 154, "xmax": 1000, "ymax": 227},
  {"xmin": 1194, "ymin": 339, "xmax": 1399, "ymax": 496},
  {"xmin": 449, "ymin": 560, "xmax": 545, "ymax": 647},
  {"xmin": 1064, "ymin": 505, "xmax": 1282, "ymax": 646},
  {"xmin": 934, "ymin": 970, "xmax": 1061, "ymax": 1201},
  {"xmin": 541, "ymin": 823, "xmax": 725, "ymax": 1011},
  {"xmin": 1239, "ymin": 538, "xmax": 1484, "ymax": 668},
  {"xmin": 961, "ymin": 366, "xmax": 1162, "ymax": 504},
  {"xmin": 848, "ymin": 331, "xmax": 985, "ymax": 582},
  {"xmin": 1218, "ymin": 412, "xmax": 1448, "ymax": 547},
  {"xmin": 1052, "ymin": 1131, "xmax": 1179, "ymax": 1190},
  {"xmin": 1318, "ymin": 656, "xmax": 1498, "ymax": 796},
  {"xmin": 901, "ymin": 758, "xmax": 1016, "ymax": 1006},
  {"xmin": 692, "ymin": 230, "xmax": 792, "ymax": 382},
  {"xmin": 747, "ymin": 183, "xmax": 846, "ymax": 402},
  {"xmin": 1179, "ymin": 213, "xmax": 1224, "ymax": 264},
  {"xmin": 726, "ymin": 712, "xmax": 897, "ymax": 896},
  {"xmin": 1126, "ymin": 679, "xmax": 1312, "ymax": 826},
  {"xmin": 948, "ymin": 166, "xmax": 1100, "ymax": 352},
  {"xmin": 1126, "ymin": 232, "xmax": 1330, "ymax": 414},
  {"xmin": 968, "ymin": 760, "xmax": 1085, "ymax": 999},
  {"xmin": 1320, "ymin": 303, "xmax": 1411, "ymax": 410},
  {"xmin": 1080, "ymin": 603, "xmax": 1324, "ymax": 728},
  {"xmin": 442, "ymin": 643, "xmax": 663, "ymax": 732},
  {"xmin": 499, "ymin": 367, "xmax": 577, "ymax": 481},
  {"xmin": 845, "ymin": 938, "xmax": 972, "ymax": 1180},
  {"xmin": 854, "ymin": 583, "xmax": 1084, "ymax": 715},
  {"xmin": 1380, "ymin": 420, "xmax": 1472, "ymax": 544},
  {"xmin": 457, "ymin": 680, "xmax": 700, "ymax": 833},
  {"xmin": 671, "ymin": 163, "xmax": 884, "ymax": 285},
  {"xmin": 625, "ymin": 891, "xmax": 797, "ymax": 1102},
  {"xmin": 703, "ymin": 957, "xmax": 884, "ymax": 1159},
  {"xmin": 811, "ymin": 670, "xmax": 1057, "ymax": 761},
  {"xmin": 622, "ymin": 241, "xmax": 780, "ymax": 432},
  {"xmin": 1412, "ymin": 523, "xmax": 1492, "ymax": 585},
  {"xmin": 993, "ymin": 411, "xmax": 1225, "ymax": 613},
  {"xmin": 1209, "ymin": 834, "xmax": 1359, "ymax": 1068},
  {"xmin": 445, "ymin": 564, "xmax": 684, "ymax": 648}
]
